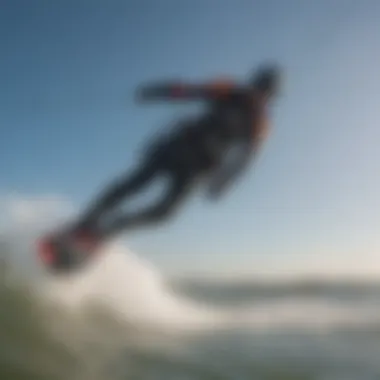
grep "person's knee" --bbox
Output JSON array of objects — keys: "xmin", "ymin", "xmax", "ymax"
[
  {"xmin": 149, "ymin": 201, "xmax": 176, "ymax": 222},
  {"xmin": 100, "ymin": 180, "xmax": 128, "ymax": 206},
  {"xmin": 106, "ymin": 167, "xmax": 149, "ymax": 199},
  {"xmin": 149, "ymin": 206, "xmax": 170, "ymax": 221}
]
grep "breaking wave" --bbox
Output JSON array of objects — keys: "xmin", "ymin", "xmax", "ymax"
[{"xmin": 2, "ymin": 195, "xmax": 380, "ymax": 379}]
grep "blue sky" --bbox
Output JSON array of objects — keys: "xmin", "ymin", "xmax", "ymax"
[{"xmin": 1, "ymin": 0, "xmax": 380, "ymax": 275}]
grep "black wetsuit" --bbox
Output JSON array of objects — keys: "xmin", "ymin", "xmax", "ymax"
[{"xmin": 73, "ymin": 80, "xmax": 269, "ymax": 238}]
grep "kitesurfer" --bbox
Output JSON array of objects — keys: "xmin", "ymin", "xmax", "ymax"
[{"xmin": 38, "ymin": 64, "xmax": 282, "ymax": 271}]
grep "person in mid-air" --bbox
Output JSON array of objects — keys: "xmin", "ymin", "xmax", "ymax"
[{"xmin": 39, "ymin": 64, "xmax": 282, "ymax": 271}]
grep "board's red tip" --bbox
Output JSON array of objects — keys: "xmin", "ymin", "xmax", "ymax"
[{"xmin": 37, "ymin": 238, "xmax": 55, "ymax": 264}]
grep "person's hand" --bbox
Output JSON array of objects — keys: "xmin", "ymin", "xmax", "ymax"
[{"xmin": 135, "ymin": 85, "xmax": 156, "ymax": 102}]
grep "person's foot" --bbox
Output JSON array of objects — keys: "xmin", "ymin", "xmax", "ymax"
[
  {"xmin": 37, "ymin": 223, "xmax": 103, "ymax": 273},
  {"xmin": 70, "ymin": 227, "xmax": 102, "ymax": 253},
  {"xmin": 37, "ymin": 233, "xmax": 76, "ymax": 272}
]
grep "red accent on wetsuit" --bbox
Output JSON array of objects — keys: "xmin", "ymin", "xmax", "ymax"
[{"xmin": 171, "ymin": 85, "xmax": 186, "ymax": 97}]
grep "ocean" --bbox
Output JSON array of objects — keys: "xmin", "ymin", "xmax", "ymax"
[{"xmin": 1, "ymin": 242, "xmax": 380, "ymax": 380}]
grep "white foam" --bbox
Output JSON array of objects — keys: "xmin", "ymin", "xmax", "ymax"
[
  {"xmin": 33, "ymin": 240, "xmax": 380, "ymax": 334},
  {"xmin": 42, "ymin": 240, "xmax": 223, "ymax": 331},
  {"xmin": 2, "ymin": 194, "xmax": 380, "ymax": 337}
]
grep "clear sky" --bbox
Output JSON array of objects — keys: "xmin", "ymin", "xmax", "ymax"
[{"xmin": 1, "ymin": 0, "xmax": 380, "ymax": 275}]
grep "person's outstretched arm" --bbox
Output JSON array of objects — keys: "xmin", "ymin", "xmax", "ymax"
[{"xmin": 135, "ymin": 79, "xmax": 244, "ymax": 103}]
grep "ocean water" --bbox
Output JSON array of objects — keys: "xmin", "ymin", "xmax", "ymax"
[{"xmin": 1, "ymin": 241, "xmax": 380, "ymax": 380}]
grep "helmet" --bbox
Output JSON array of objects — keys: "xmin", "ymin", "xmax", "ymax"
[{"xmin": 251, "ymin": 64, "xmax": 282, "ymax": 97}]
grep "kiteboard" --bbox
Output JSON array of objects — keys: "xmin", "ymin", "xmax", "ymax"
[{"xmin": 36, "ymin": 227, "xmax": 103, "ymax": 274}]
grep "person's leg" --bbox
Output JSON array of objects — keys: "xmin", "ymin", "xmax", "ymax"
[
  {"xmin": 102, "ymin": 171, "xmax": 194, "ymax": 237},
  {"xmin": 38, "ymin": 159, "xmax": 162, "ymax": 272},
  {"xmin": 73, "ymin": 159, "xmax": 159, "ymax": 233},
  {"xmin": 76, "ymin": 115, "xmax": 219, "ymax": 236}
]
